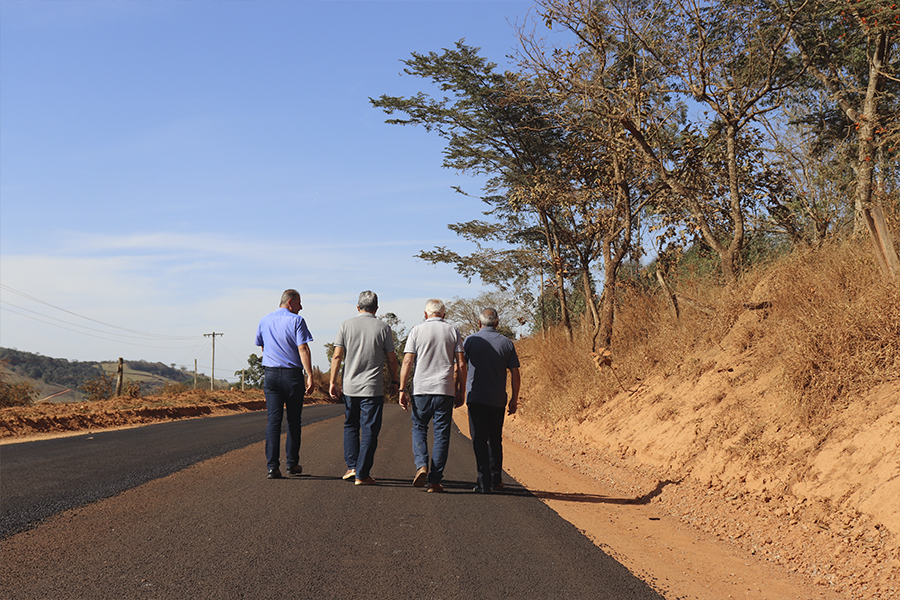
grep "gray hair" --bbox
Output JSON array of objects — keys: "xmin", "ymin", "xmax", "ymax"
[
  {"xmin": 280, "ymin": 289, "xmax": 300, "ymax": 306},
  {"xmin": 424, "ymin": 298, "xmax": 445, "ymax": 317},
  {"xmin": 358, "ymin": 290, "xmax": 378, "ymax": 313},
  {"xmin": 479, "ymin": 308, "xmax": 499, "ymax": 328}
]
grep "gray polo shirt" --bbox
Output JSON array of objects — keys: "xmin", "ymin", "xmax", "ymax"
[
  {"xmin": 464, "ymin": 326, "xmax": 520, "ymax": 407},
  {"xmin": 334, "ymin": 312, "xmax": 395, "ymax": 397},
  {"xmin": 404, "ymin": 317, "xmax": 463, "ymax": 396}
]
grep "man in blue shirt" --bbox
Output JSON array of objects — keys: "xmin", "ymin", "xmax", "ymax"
[
  {"xmin": 255, "ymin": 289, "xmax": 315, "ymax": 479},
  {"xmin": 328, "ymin": 291, "xmax": 399, "ymax": 486},
  {"xmin": 464, "ymin": 308, "xmax": 520, "ymax": 493}
]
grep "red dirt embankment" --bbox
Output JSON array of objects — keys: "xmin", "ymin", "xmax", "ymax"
[{"xmin": 0, "ymin": 390, "xmax": 268, "ymax": 441}]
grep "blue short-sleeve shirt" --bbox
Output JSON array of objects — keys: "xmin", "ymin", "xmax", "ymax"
[{"xmin": 255, "ymin": 307, "xmax": 314, "ymax": 368}]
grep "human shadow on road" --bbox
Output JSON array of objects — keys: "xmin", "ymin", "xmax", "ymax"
[{"xmin": 528, "ymin": 479, "xmax": 681, "ymax": 505}]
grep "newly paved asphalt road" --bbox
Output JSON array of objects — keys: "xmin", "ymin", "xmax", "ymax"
[{"xmin": 1, "ymin": 404, "xmax": 664, "ymax": 599}]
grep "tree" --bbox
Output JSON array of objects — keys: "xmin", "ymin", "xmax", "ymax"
[
  {"xmin": 444, "ymin": 290, "xmax": 532, "ymax": 338},
  {"xmin": 772, "ymin": 0, "xmax": 900, "ymax": 279},
  {"xmin": 236, "ymin": 353, "xmax": 264, "ymax": 389},
  {"xmin": 371, "ymin": 42, "xmax": 580, "ymax": 340},
  {"xmin": 594, "ymin": 0, "xmax": 803, "ymax": 283},
  {"xmin": 516, "ymin": 0, "xmax": 665, "ymax": 346}
]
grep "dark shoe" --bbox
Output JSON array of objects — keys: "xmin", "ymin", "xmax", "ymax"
[
  {"xmin": 426, "ymin": 483, "xmax": 444, "ymax": 493},
  {"xmin": 413, "ymin": 466, "xmax": 428, "ymax": 488},
  {"xmin": 472, "ymin": 486, "xmax": 492, "ymax": 494},
  {"xmin": 267, "ymin": 469, "xmax": 283, "ymax": 479},
  {"xmin": 355, "ymin": 477, "xmax": 377, "ymax": 486},
  {"xmin": 287, "ymin": 465, "xmax": 303, "ymax": 476},
  {"xmin": 492, "ymin": 481, "xmax": 505, "ymax": 492}
]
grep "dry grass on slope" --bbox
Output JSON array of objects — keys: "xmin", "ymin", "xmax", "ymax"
[{"xmin": 518, "ymin": 237, "xmax": 900, "ymax": 426}]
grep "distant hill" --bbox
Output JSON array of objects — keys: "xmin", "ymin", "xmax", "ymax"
[{"xmin": 0, "ymin": 348, "xmax": 195, "ymax": 402}]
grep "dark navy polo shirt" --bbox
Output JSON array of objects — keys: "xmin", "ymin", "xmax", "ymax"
[{"xmin": 463, "ymin": 326, "xmax": 520, "ymax": 407}]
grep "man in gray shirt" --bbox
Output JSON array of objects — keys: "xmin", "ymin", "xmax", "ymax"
[
  {"xmin": 329, "ymin": 291, "xmax": 399, "ymax": 486},
  {"xmin": 398, "ymin": 299, "xmax": 466, "ymax": 493}
]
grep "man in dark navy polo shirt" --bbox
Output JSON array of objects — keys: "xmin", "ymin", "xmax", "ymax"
[
  {"xmin": 255, "ymin": 289, "xmax": 315, "ymax": 479},
  {"xmin": 463, "ymin": 308, "xmax": 520, "ymax": 493}
]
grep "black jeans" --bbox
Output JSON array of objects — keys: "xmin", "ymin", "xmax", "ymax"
[{"xmin": 467, "ymin": 403, "xmax": 506, "ymax": 490}]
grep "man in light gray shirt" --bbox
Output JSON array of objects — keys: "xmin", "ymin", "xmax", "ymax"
[
  {"xmin": 398, "ymin": 298, "xmax": 466, "ymax": 493},
  {"xmin": 329, "ymin": 291, "xmax": 399, "ymax": 486}
]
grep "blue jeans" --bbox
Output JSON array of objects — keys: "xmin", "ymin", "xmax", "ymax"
[
  {"xmin": 263, "ymin": 367, "xmax": 305, "ymax": 471},
  {"xmin": 410, "ymin": 394, "xmax": 454, "ymax": 484},
  {"xmin": 343, "ymin": 395, "xmax": 384, "ymax": 480},
  {"xmin": 468, "ymin": 403, "xmax": 506, "ymax": 490}
]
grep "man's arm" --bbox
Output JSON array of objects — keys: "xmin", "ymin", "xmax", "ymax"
[
  {"xmin": 454, "ymin": 352, "xmax": 467, "ymax": 408},
  {"xmin": 329, "ymin": 346, "xmax": 344, "ymax": 400},
  {"xmin": 508, "ymin": 367, "xmax": 521, "ymax": 415},
  {"xmin": 386, "ymin": 350, "xmax": 400, "ymax": 397},
  {"xmin": 398, "ymin": 352, "xmax": 415, "ymax": 412},
  {"xmin": 298, "ymin": 343, "xmax": 315, "ymax": 396}
]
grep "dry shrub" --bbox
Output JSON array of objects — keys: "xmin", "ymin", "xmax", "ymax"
[
  {"xmin": 0, "ymin": 376, "xmax": 37, "ymax": 408},
  {"xmin": 517, "ymin": 237, "xmax": 899, "ymax": 428},
  {"xmin": 154, "ymin": 381, "xmax": 192, "ymax": 396},
  {"xmin": 762, "ymin": 239, "xmax": 900, "ymax": 423},
  {"xmin": 516, "ymin": 328, "xmax": 605, "ymax": 422},
  {"xmin": 122, "ymin": 381, "xmax": 141, "ymax": 399}
]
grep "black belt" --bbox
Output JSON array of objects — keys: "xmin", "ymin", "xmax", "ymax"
[{"xmin": 265, "ymin": 366, "xmax": 303, "ymax": 371}]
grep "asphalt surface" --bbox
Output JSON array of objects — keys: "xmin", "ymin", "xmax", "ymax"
[
  {"xmin": 0, "ymin": 404, "xmax": 345, "ymax": 538},
  {"xmin": 1, "ymin": 404, "xmax": 665, "ymax": 599}
]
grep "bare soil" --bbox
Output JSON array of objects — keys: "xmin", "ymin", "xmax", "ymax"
[{"xmin": 2, "ymin": 381, "xmax": 897, "ymax": 599}]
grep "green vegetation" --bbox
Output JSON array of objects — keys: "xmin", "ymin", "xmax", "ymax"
[
  {"xmin": 0, "ymin": 348, "xmax": 104, "ymax": 389},
  {"xmin": 0, "ymin": 365, "xmax": 38, "ymax": 408},
  {"xmin": 373, "ymin": 0, "xmax": 899, "ymax": 356},
  {"xmin": 0, "ymin": 348, "xmax": 194, "ymax": 401}
]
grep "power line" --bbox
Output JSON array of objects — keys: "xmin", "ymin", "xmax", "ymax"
[
  {"xmin": 1, "ymin": 304, "xmax": 202, "ymax": 350},
  {"xmin": 0, "ymin": 300, "xmax": 201, "ymax": 344},
  {"xmin": 0, "ymin": 284, "xmax": 198, "ymax": 341}
]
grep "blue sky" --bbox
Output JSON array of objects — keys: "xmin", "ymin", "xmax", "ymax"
[{"xmin": 0, "ymin": 0, "xmax": 542, "ymax": 380}]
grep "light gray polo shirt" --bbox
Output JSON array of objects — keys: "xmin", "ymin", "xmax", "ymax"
[
  {"xmin": 334, "ymin": 312, "xmax": 395, "ymax": 397},
  {"xmin": 404, "ymin": 317, "xmax": 463, "ymax": 396}
]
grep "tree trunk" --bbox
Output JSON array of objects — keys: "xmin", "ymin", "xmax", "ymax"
[
  {"xmin": 539, "ymin": 208, "xmax": 573, "ymax": 341},
  {"xmin": 855, "ymin": 31, "xmax": 898, "ymax": 280}
]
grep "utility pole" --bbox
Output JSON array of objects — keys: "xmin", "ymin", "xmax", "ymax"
[{"xmin": 204, "ymin": 332, "xmax": 223, "ymax": 390}]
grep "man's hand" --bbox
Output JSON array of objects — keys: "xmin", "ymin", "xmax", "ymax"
[
  {"xmin": 388, "ymin": 381, "xmax": 399, "ymax": 397},
  {"xmin": 454, "ymin": 388, "xmax": 465, "ymax": 408},
  {"xmin": 507, "ymin": 397, "xmax": 518, "ymax": 415},
  {"xmin": 398, "ymin": 390, "xmax": 410, "ymax": 412},
  {"xmin": 305, "ymin": 374, "xmax": 315, "ymax": 396},
  {"xmin": 329, "ymin": 382, "xmax": 341, "ymax": 401}
]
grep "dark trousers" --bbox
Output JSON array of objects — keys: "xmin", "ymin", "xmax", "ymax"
[
  {"xmin": 343, "ymin": 395, "xmax": 384, "ymax": 480},
  {"xmin": 468, "ymin": 403, "xmax": 506, "ymax": 490},
  {"xmin": 263, "ymin": 367, "xmax": 305, "ymax": 471}
]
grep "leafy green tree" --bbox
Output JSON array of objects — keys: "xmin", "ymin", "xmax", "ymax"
[
  {"xmin": 236, "ymin": 353, "xmax": 264, "ymax": 389},
  {"xmin": 372, "ymin": 42, "xmax": 578, "ymax": 340}
]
